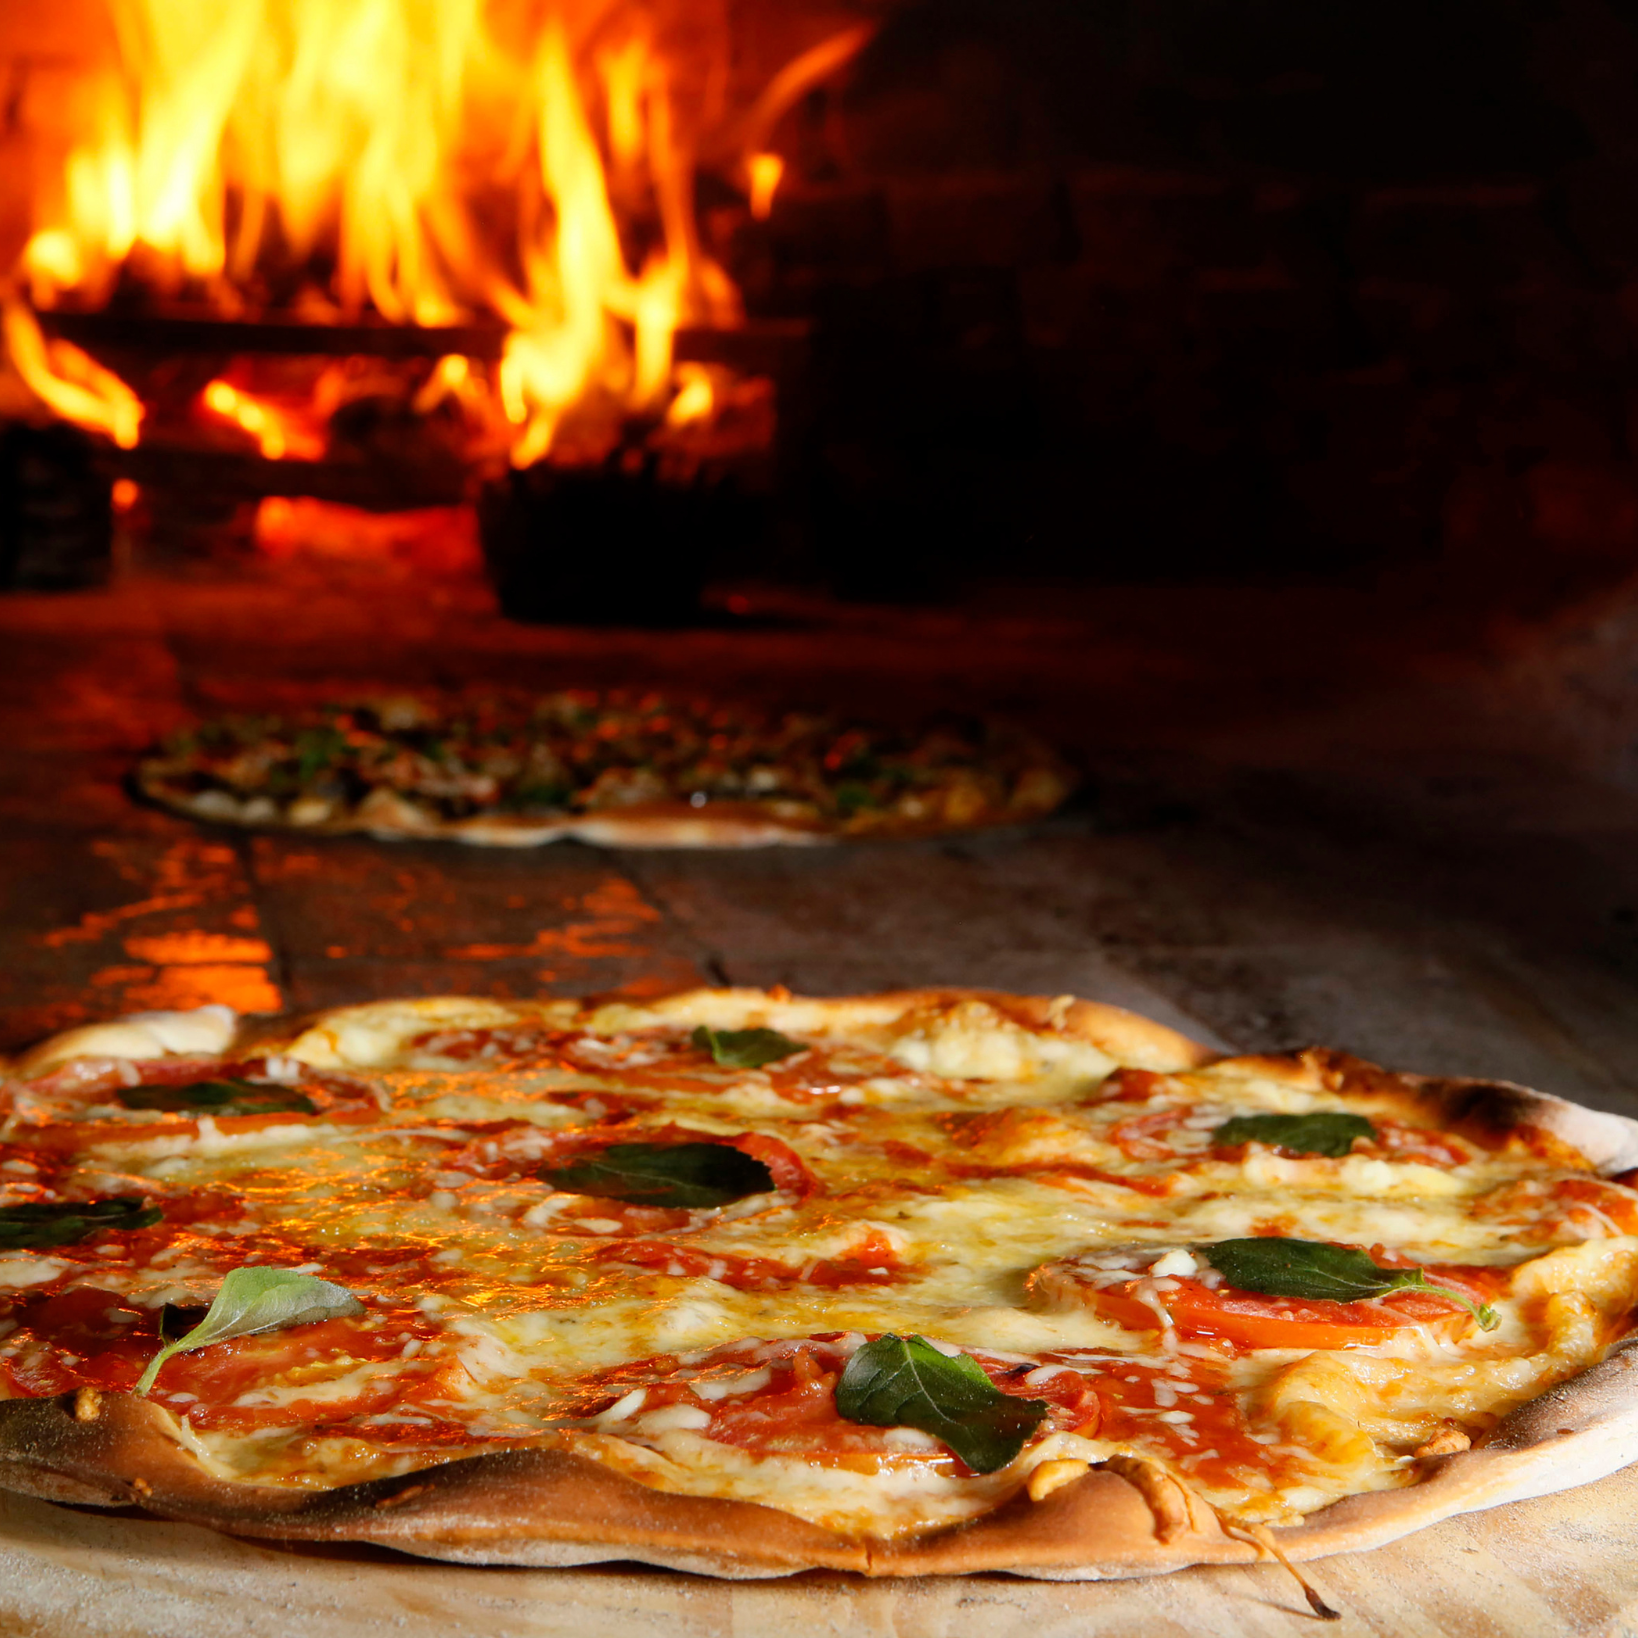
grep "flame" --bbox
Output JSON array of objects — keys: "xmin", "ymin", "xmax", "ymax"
[
  {"xmin": 664, "ymin": 361, "xmax": 715, "ymax": 427},
  {"xmin": 18, "ymin": 0, "xmax": 484, "ymax": 319},
  {"xmin": 746, "ymin": 153, "xmax": 784, "ymax": 221},
  {"xmin": 9, "ymin": 3, "xmax": 871, "ymax": 465},
  {"xmin": 2, "ymin": 300, "xmax": 143, "ymax": 447},
  {"xmin": 492, "ymin": 21, "xmax": 739, "ymax": 466},
  {"xmin": 735, "ymin": 24, "xmax": 875, "ymax": 171},
  {"xmin": 200, "ymin": 377, "xmax": 325, "ymax": 460},
  {"xmin": 412, "ymin": 353, "xmax": 485, "ymax": 416}
]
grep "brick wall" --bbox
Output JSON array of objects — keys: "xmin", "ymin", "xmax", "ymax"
[{"xmin": 715, "ymin": 0, "xmax": 1638, "ymax": 591}]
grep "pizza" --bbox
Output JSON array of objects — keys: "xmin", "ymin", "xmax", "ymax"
[
  {"xmin": 134, "ymin": 693, "xmax": 1075, "ymax": 845},
  {"xmin": 1, "ymin": 988, "xmax": 1637, "ymax": 1606}
]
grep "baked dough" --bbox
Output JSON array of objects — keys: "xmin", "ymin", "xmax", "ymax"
[
  {"xmin": 134, "ymin": 696, "xmax": 1076, "ymax": 846},
  {"xmin": 0, "ymin": 990, "xmax": 1634, "ymax": 1581}
]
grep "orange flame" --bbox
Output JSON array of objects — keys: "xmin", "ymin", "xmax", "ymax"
[
  {"xmin": 9, "ymin": 3, "xmax": 871, "ymax": 465},
  {"xmin": 3, "ymin": 301, "xmax": 143, "ymax": 447},
  {"xmin": 200, "ymin": 378, "xmax": 325, "ymax": 461},
  {"xmin": 746, "ymin": 153, "xmax": 784, "ymax": 221}
]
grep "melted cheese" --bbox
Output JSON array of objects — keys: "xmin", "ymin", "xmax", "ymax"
[{"xmin": 2, "ymin": 991, "xmax": 1636, "ymax": 1539}]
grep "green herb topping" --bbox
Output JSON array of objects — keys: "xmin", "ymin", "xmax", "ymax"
[
  {"xmin": 117, "ymin": 1080, "xmax": 317, "ymax": 1118},
  {"xmin": 537, "ymin": 1142, "xmax": 776, "ymax": 1209},
  {"xmin": 1212, "ymin": 1111, "xmax": 1377, "ymax": 1158},
  {"xmin": 691, "ymin": 1025, "xmax": 805, "ymax": 1069},
  {"xmin": 0, "ymin": 1198, "xmax": 161, "ymax": 1252},
  {"xmin": 1201, "ymin": 1238, "xmax": 1498, "ymax": 1331},
  {"xmin": 834, "ymin": 1334, "xmax": 1049, "ymax": 1474},
  {"xmin": 135, "ymin": 1268, "xmax": 365, "ymax": 1396}
]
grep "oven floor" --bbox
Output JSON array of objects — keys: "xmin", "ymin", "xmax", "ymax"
[{"xmin": 4, "ymin": 567, "xmax": 1638, "ymax": 1116}]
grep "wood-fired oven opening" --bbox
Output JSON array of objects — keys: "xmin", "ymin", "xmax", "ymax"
[{"xmin": 0, "ymin": 0, "xmax": 1635, "ymax": 648}]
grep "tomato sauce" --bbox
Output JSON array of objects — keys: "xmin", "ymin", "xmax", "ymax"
[
  {"xmin": 573, "ymin": 1337, "xmax": 1100, "ymax": 1474},
  {"xmin": 11, "ymin": 1056, "xmax": 381, "ymax": 1152},
  {"xmin": 565, "ymin": 1335, "xmax": 1274, "ymax": 1488},
  {"xmin": 447, "ymin": 1120, "xmax": 821, "ymax": 1201},
  {"xmin": 1108, "ymin": 1107, "xmax": 1473, "ymax": 1170},
  {"xmin": 410, "ymin": 1028, "xmax": 906, "ymax": 1109},
  {"xmin": 1474, "ymin": 1175, "xmax": 1638, "ymax": 1235},
  {"xmin": 593, "ymin": 1230, "xmax": 903, "ymax": 1290},
  {"xmin": 1089, "ymin": 1356, "xmax": 1288, "ymax": 1495}
]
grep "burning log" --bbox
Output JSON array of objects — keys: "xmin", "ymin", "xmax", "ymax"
[{"xmin": 37, "ymin": 310, "xmax": 509, "ymax": 363}]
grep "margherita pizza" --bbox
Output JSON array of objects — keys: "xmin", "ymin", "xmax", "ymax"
[
  {"xmin": 1, "ymin": 989, "xmax": 1636, "ymax": 1602},
  {"xmin": 135, "ymin": 694, "xmax": 1075, "ymax": 845}
]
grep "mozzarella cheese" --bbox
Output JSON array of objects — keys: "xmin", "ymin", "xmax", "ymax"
[{"xmin": 2, "ymin": 993, "xmax": 1635, "ymax": 1540}]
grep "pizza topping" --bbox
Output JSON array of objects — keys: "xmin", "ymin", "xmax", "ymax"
[
  {"xmin": 1212, "ymin": 1113, "xmax": 1377, "ymax": 1158},
  {"xmin": 691, "ymin": 1025, "xmax": 805, "ymax": 1070},
  {"xmin": 139, "ymin": 695, "xmax": 1074, "ymax": 837},
  {"xmin": 0, "ymin": 1198, "xmax": 161, "ymax": 1251},
  {"xmin": 536, "ymin": 1142, "xmax": 778, "ymax": 1209},
  {"xmin": 135, "ymin": 1267, "xmax": 367, "ymax": 1395},
  {"xmin": 572, "ymin": 1335, "xmax": 1081, "ymax": 1477},
  {"xmin": 1030, "ymin": 1241, "xmax": 1507, "ymax": 1349},
  {"xmin": 118, "ymin": 1080, "xmax": 319, "ymax": 1118},
  {"xmin": 590, "ymin": 1231, "xmax": 904, "ymax": 1289},
  {"xmin": 1201, "ymin": 1239, "xmax": 1500, "ymax": 1332},
  {"xmin": 8, "ymin": 1054, "xmax": 377, "ymax": 1133},
  {"xmin": 1475, "ymin": 1175, "xmax": 1638, "ymax": 1237},
  {"xmin": 834, "ymin": 1333, "xmax": 1050, "ymax": 1474},
  {"xmin": 2, "ymin": 992, "xmax": 1635, "ymax": 1549},
  {"xmin": 1109, "ymin": 1104, "xmax": 1472, "ymax": 1173}
]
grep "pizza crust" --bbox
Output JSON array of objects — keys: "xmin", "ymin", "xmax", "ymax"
[
  {"xmin": 3, "ymin": 991, "xmax": 1637, "ymax": 1580},
  {"xmin": 4, "ymin": 1340, "xmax": 1638, "ymax": 1579},
  {"xmin": 137, "ymin": 776, "xmax": 1065, "ymax": 849},
  {"xmin": 633, "ymin": 986, "xmax": 1219, "ymax": 1075},
  {"xmin": 135, "ymin": 772, "xmax": 842, "ymax": 848}
]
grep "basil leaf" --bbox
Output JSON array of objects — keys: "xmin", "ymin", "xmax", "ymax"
[
  {"xmin": 292, "ymin": 725, "xmax": 348, "ymax": 783},
  {"xmin": 0, "ymin": 1198, "xmax": 161, "ymax": 1251},
  {"xmin": 691, "ymin": 1025, "xmax": 804, "ymax": 1069},
  {"xmin": 834, "ymin": 782, "xmax": 881, "ymax": 816},
  {"xmin": 1202, "ymin": 1239, "xmax": 1498, "ymax": 1331},
  {"xmin": 834, "ymin": 1334, "xmax": 1049, "ymax": 1474},
  {"xmin": 1212, "ymin": 1112, "xmax": 1376, "ymax": 1158},
  {"xmin": 135, "ymin": 1267, "xmax": 365, "ymax": 1396},
  {"xmin": 118, "ymin": 1079, "xmax": 317, "ymax": 1118},
  {"xmin": 537, "ymin": 1142, "xmax": 774, "ymax": 1209},
  {"xmin": 506, "ymin": 781, "xmax": 573, "ymax": 813}
]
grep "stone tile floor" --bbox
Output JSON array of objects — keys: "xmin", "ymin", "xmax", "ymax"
[{"xmin": 4, "ymin": 564, "xmax": 1638, "ymax": 1121}]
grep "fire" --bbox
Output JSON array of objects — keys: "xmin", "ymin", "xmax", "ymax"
[
  {"xmin": 7, "ymin": 3, "xmax": 873, "ymax": 467},
  {"xmin": 201, "ymin": 378, "xmax": 325, "ymax": 461},
  {"xmin": 3, "ymin": 301, "xmax": 143, "ymax": 448},
  {"xmin": 746, "ymin": 154, "xmax": 785, "ymax": 222}
]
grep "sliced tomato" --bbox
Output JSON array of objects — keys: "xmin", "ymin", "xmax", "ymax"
[{"xmin": 1082, "ymin": 1275, "xmax": 1492, "ymax": 1350}]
